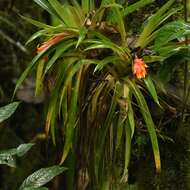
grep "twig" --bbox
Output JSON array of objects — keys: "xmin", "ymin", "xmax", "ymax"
[{"xmin": 0, "ymin": 29, "xmax": 28, "ymax": 54}]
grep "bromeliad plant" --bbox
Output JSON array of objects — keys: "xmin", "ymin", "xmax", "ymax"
[{"xmin": 14, "ymin": 0, "xmax": 183, "ymax": 188}]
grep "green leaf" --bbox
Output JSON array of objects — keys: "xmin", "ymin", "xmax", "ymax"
[
  {"xmin": 60, "ymin": 69, "xmax": 82, "ymax": 164},
  {"xmin": 0, "ymin": 154, "xmax": 16, "ymax": 167},
  {"xmin": 35, "ymin": 59, "xmax": 45, "ymax": 96},
  {"xmin": 33, "ymin": 0, "xmax": 62, "ymax": 22},
  {"xmin": 82, "ymin": 0, "xmax": 95, "ymax": 14},
  {"xmin": 136, "ymin": 0, "xmax": 176, "ymax": 48},
  {"xmin": 126, "ymin": 79, "xmax": 161, "ymax": 173},
  {"xmin": 94, "ymin": 56, "xmax": 119, "ymax": 72},
  {"xmin": 47, "ymin": 0, "xmax": 77, "ymax": 27},
  {"xmin": 0, "ymin": 143, "xmax": 34, "ymax": 167},
  {"xmin": 84, "ymin": 38, "xmax": 128, "ymax": 59},
  {"xmin": 143, "ymin": 55, "xmax": 163, "ymax": 63},
  {"xmin": 95, "ymin": 81, "xmax": 118, "ymax": 179},
  {"xmin": 23, "ymin": 188, "xmax": 48, "ymax": 190},
  {"xmin": 45, "ymin": 57, "xmax": 80, "ymax": 137},
  {"xmin": 156, "ymin": 57, "xmax": 176, "ymax": 83},
  {"xmin": 45, "ymin": 97, "xmax": 57, "ymax": 141},
  {"xmin": 76, "ymin": 27, "xmax": 88, "ymax": 48},
  {"xmin": 115, "ymin": 111, "xmax": 125, "ymax": 150},
  {"xmin": 121, "ymin": 121, "xmax": 131, "ymax": 183},
  {"xmin": 154, "ymin": 21, "xmax": 190, "ymax": 50},
  {"xmin": 26, "ymin": 25, "xmax": 77, "ymax": 45},
  {"xmin": 0, "ymin": 102, "xmax": 20, "ymax": 123},
  {"xmin": 124, "ymin": 0, "xmax": 155, "ymax": 16},
  {"xmin": 16, "ymin": 143, "xmax": 34, "ymax": 157},
  {"xmin": 70, "ymin": 1, "xmax": 85, "ymax": 24},
  {"xmin": 44, "ymin": 40, "xmax": 76, "ymax": 75},
  {"xmin": 21, "ymin": 15, "xmax": 54, "ymax": 29},
  {"xmin": 112, "ymin": 6, "xmax": 126, "ymax": 45},
  {"xmin": 155, "ymin": 44, "xmax": 182, "ymax": 58},
  {"xmin": 13, "ymin": 55, "xmax": 43, "ymax": 98},
  {"xmin": 123, "ymin": 84, "xmax": 135, "ymax": 138},
  {"xmin": 45, "ymin": 58, "xmax": 73, "ymax": 140},
  {"xmin": 13, "ymin": 38, "xmax": 59, "ymax": 98},
  {"xmin": 91, "ymin": 3, "xmax": 122, "ymax": 24},
  {"xmin": 91, "ymin": 82, "xmax": 107, "ymax": 120},
  {"xmin": 144, "ymin": 76, "xmax": 160, "ymax": 105},
  {"xmin": 101, "ymin": 0, "xmax": 115, "ymax": 6},
  {"xmin": 47, "ymin": 0, "xmax": 66, "ymax": 23},
  {"xmin": 0, "ymin": 143, "xmax": 34, "ymax": 156},
  {"xmin": 84, "ymin": 43, "xmax": 109, "ymax": 51},
  {"xmin": 59, "ymin": 59, "xmax": 95, "ymax": 110},
  {"xmin": 19, "ymin": 166, "xmax": 67, "ymax": 190},
  {"xmin": 127, "ymin": 98, "xmax": 135, "ymax": 138},
  {"xmin": 26, "ymin": 30, "xmax": 46, "ymax": 45}
]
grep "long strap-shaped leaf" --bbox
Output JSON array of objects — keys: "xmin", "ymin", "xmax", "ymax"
[
  {"xmin": 95, "ymin": 82, "xmax": 118, "ymax": 180},
  {"xmin": 45, "ymin": 94, "xmax": 58, "ymax": 144},
  {"xmin": 33, "ymin": 0, "xmax": 63, "ymax": 22},
  {"xmin": 60, "ymin": 69, "xmax": 82, "ymax": 164},
  {"xmin": 136, "ymin": 0, "xmax": 175, "ymax": 48},
  {"xmin": 121, "ymin": 84, "xmax": 133, "ymax": 182},
  {"xmin": 13, "ymin": 45, "xmax": 52, "ymax": 98},
  {"xmin": 21, "ymin": 15, "xmax": 54, "ymax": 29},
  {"xmin": 13, "ymin": 37, "xmax": 69, "ymax": 99},
  {"xmin": 121, "ymin": 120, "xmax": 131, "ymax": 183},
  {"xmin": 59, "ymin": 59, "xmax": 96, "ymax": 111},
  {"xmin": 82, "ymin": 0, "xmax": 95, "ymax": 14},
  {"xmin": 84, "ymin": 37, "xmax": 129, "ymax": 60},
  {"xmin": 94, "ymin": 56, "xmax": 120, "ymax": 72},
  {"xmin": 144, "ymin": 75, "xmax": 160, "ymax": 105},
  {"xmin": 142, "ymin": 7, "xmax": 181, "ymax": 48},
  {"xmin": 26, "ymin": 26, "xmax": 79, "ymax": 45},
  {"xmin": 45, "ymin": 57, "xmax": 78, "ymax": 137},
  {"xmin": 35, "ymin": 58, "xmax": 45, "ymax": 96},
  {"xmin": 26, "ymin": 30, "xmax": 46, "ymax": 45},
  {"xmin": 47, "ymin": 0, "xmax": 78, "ymax": 27},
  {"xmin": 123, "ymin": 0, "xmax": 155, "ymax": 16},
  {"xmin": 44, "ymin": 40, "xmax": 76, "ymax": 75},
  {"xmin": 126, "ymin": 79, "xmax": 161, "ymax": 173},
  {"xmin": 112, "ymin": 6, "xmax": 126, "ymax": 45}
]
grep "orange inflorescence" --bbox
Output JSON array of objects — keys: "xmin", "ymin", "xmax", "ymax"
[
  {"xmin": 133, "ymin": 57, "xmax": 148, "ymax": 79},
  {"xmin": 36, "ymin": 32, "xmax": 69, "ymax": 54}
]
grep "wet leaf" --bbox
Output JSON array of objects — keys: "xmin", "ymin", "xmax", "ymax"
[
  {"xmin": 0, "ymin": 143, "xmax": 34, "ymax": 167},
  {"xmin": 0, "ymin": 102, "xmax": 20, "ymax": 123},
  {"xmin": 19, "ymin": 166, "xmax": 67, "ymax": 190},
  {"xmin": 23, "ymin": 187, "xmax": 48, "ymax": 190},
  {"xmin": 16, "ymin": 143, "xmax": 34, "ymax": 157},
  {"xmin": 0, "ymin": 154, "xmax": 16, "ymax": 167}
]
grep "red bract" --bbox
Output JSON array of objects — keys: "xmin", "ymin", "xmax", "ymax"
[
  {"xmin": 36, "ymin": 32, "xmax": 69, "ymax": 54},
  {"xmin": 133, "ymin": 57, "xmax": 148, "ymax": 79}
]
